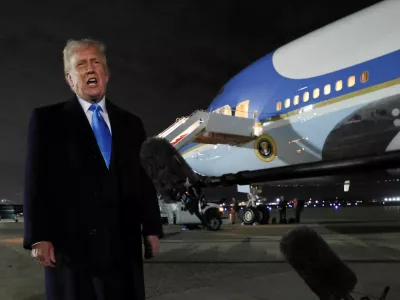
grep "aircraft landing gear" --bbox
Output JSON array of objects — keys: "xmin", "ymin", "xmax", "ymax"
[
  {"xmin": 242, "ymin": 185, "xmax": 270, "ymax": 225},
  {"xmin": 243, "ymin": 207, "xmax": 259, "ymax": 225}
]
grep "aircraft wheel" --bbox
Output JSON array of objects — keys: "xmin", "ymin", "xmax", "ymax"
[{"xmin": 243, "ymin": 207, "xmax": 259, "ymax": 225}]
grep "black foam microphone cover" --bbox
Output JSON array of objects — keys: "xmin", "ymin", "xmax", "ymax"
[
  {"xmin": 280, "ymin": 226, "xmax": 357, "ymax": 300},
  {"xmin": 140, "ymin": 137, "xmax": 199, "ymax": 193}
]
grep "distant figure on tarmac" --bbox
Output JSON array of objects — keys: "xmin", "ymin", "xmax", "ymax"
[
  {"xmin": 294, "ymin": 199, "xmax": 305, "ymax": 223},
  {"xmin": 278, "ymin": 198, "xmax": 287, "ymax": 223},
  {"xmin": 231, "ymin": 197, "xmax": 240, "ymax": 224}
]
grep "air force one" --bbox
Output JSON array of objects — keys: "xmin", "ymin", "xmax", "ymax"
[{"xmin": 154, "ymin": 0, "xmax": 400, "ymax": 222}]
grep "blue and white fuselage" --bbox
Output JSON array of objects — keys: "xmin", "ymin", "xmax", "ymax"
[{"xmin": 179, "ymin": 0, "xmax": 400, "ymax": 178}]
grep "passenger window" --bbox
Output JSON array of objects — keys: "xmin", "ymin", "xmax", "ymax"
[
  {"xmin": 361, "ymin": 71, "xmax": 369, "ymax": 83},
  {"xmin": 284, "ymin": 98, "xmax": 290, "ymax": 108},
  {"xmin": 324, "ymin": 84, "xmax": 331, "ymax": 95},
  {"xmin": 313, "ymin": 88, "xmax": 320, "ymax": 99},
  {"xmin": 335, "ymin": 80, "xmax": 343, "ymax": 91},
  {"xmin": 348, "ymin": 76, "xmax": 355, "ymax": 87},
  {"xmin": 303, "ymin": 91, "xmax": 309, "ymax": 102},
  {"xmin": 293, "ymin": 95, "xmax": 299, "ymax": 105},
  {"xmin": 276, "ymin": 101, "xmax": 282, "ymax": 111}
]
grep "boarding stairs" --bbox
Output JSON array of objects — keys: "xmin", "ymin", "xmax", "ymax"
[{"xmin": 158, "ymin": 109, "xmax": 256, "ymax": 151}]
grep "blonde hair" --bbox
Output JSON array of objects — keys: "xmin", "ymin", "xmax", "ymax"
[{"xmin": 63, "ymin": 38, "xmax": 109, "ymax": 75}]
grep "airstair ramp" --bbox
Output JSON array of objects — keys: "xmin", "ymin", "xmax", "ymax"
[
  {"xmin": 194, "ymin": 113, "xmax": 256, "ymax": 145},
  {"xmin": 158, "ymin": 110, "xmax": 257, "ymax": 151},
  {"xmin": 171, "ymin": 120, "xmax": 207, "ymax": 150},
  {"xmin": 158, "ymin": 110, "xmax": 209, "ymax": 143}
]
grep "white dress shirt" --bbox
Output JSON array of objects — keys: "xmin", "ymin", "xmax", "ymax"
[{"xmin": 77, "ymin": 96, "xmax": 112, "ymax": 134}]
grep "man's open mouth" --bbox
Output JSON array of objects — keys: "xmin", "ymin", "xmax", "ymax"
[{"xmin": 87, "ymin": 78, "xmax": 98, "ymax": 87}]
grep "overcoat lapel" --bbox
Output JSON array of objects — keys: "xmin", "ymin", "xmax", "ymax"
[{"xmin": 106, "ymin": 99, "xmax": 127, "ymax": 172}]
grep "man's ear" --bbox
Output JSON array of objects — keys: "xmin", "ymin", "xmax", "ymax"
[
  {"xmin": 65, "ymin": 72, "xmax": 74, "ymax": 88},
  {"xmin": 104, "ymin": 65, "xmax": 110, "ymax": 82}
]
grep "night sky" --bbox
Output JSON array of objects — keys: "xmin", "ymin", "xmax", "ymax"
[{"xmin": 0, "ymin": 0, "xmax": 382, "ymax": 202}]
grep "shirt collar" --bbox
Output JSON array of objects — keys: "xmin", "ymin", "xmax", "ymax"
[{"xmin": 77, "ymin": 95, "xmax": 107, "ymax": 113}]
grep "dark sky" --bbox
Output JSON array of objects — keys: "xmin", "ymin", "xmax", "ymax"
[{"xmin": 0, "ymin": 0, "xmax": 382, "ymax": 202}]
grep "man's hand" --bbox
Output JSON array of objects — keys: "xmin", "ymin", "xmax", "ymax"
[
  {"xmin": 31, "ymin": 241, "xmax": 56, "ymax": 268},
  {"xmin": 146, "ymin": 235, "xmax": 160, "ymax": 257}
]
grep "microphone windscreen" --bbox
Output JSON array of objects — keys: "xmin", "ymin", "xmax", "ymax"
[
  {"xmin": 280, "ymin": 226, "xmax": 357, "ymax": 300},
  {"xmin": 140, "ymin": 137, "xmax": 199, "ymax": 193}
]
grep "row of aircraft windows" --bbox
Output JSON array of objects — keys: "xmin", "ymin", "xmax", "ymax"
[{"xmin": 276, "ymin": 71, "xmax": 369, "ymax": 111}]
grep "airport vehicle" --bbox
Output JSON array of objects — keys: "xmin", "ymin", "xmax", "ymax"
[
  {"xmin": 159, "ymin": 196, "xmax": 223, "ymax": 230},
  {"xmin": 0, "ymin": 199, "xmax": 23, "ymax": 222},
  {"xmin": 147, "ymin": 1, "xmax": 400, "ymax": 225}
]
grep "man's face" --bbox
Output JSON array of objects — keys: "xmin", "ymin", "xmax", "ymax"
[{"xmin": 66, "ymin": 46, "xmax": 109, "ymax": 102}]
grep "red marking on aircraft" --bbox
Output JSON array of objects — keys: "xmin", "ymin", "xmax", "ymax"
[{"xmin": 171, "ymin": 133, "xmax": 188, "ymax": 146}]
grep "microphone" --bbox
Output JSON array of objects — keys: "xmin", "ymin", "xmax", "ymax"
[
  {"xmin": 140, "ymin": 137, "xmax": 199, "ymax": 193},
  {"xmin": 140, "ymin": 137, "xmax": 210, "ymax": 227},
  {"xmin": 279, "ymin": 226, "xmax": 357, "ymax": 300}
]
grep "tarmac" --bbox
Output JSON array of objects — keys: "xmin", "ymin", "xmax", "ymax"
[{"xmin": 0, "ymin": 218, "xmax": 400, "ymax": 300}]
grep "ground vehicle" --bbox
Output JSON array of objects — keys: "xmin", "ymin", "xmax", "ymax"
[
  {"xmin": 159, "ymin": 196, "xmax": 223, "ymax": 231},
  {"xmin": 0, "ymin": 199, "xmax": 23, "ymax": 222}
]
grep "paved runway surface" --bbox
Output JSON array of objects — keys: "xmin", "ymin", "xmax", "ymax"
[{"xmin": 1, "ymin": 220, "xmax": 400, "ymax": 299}]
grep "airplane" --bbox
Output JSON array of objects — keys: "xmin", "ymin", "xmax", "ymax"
[{"xmin": 151, "ymin": 0, "xmax": 400, "ymax": 225}]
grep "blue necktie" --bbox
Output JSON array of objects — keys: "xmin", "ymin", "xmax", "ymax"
[{"xmin": 89, "ymin": 104, "xmax": 112, "ymax": 168}]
